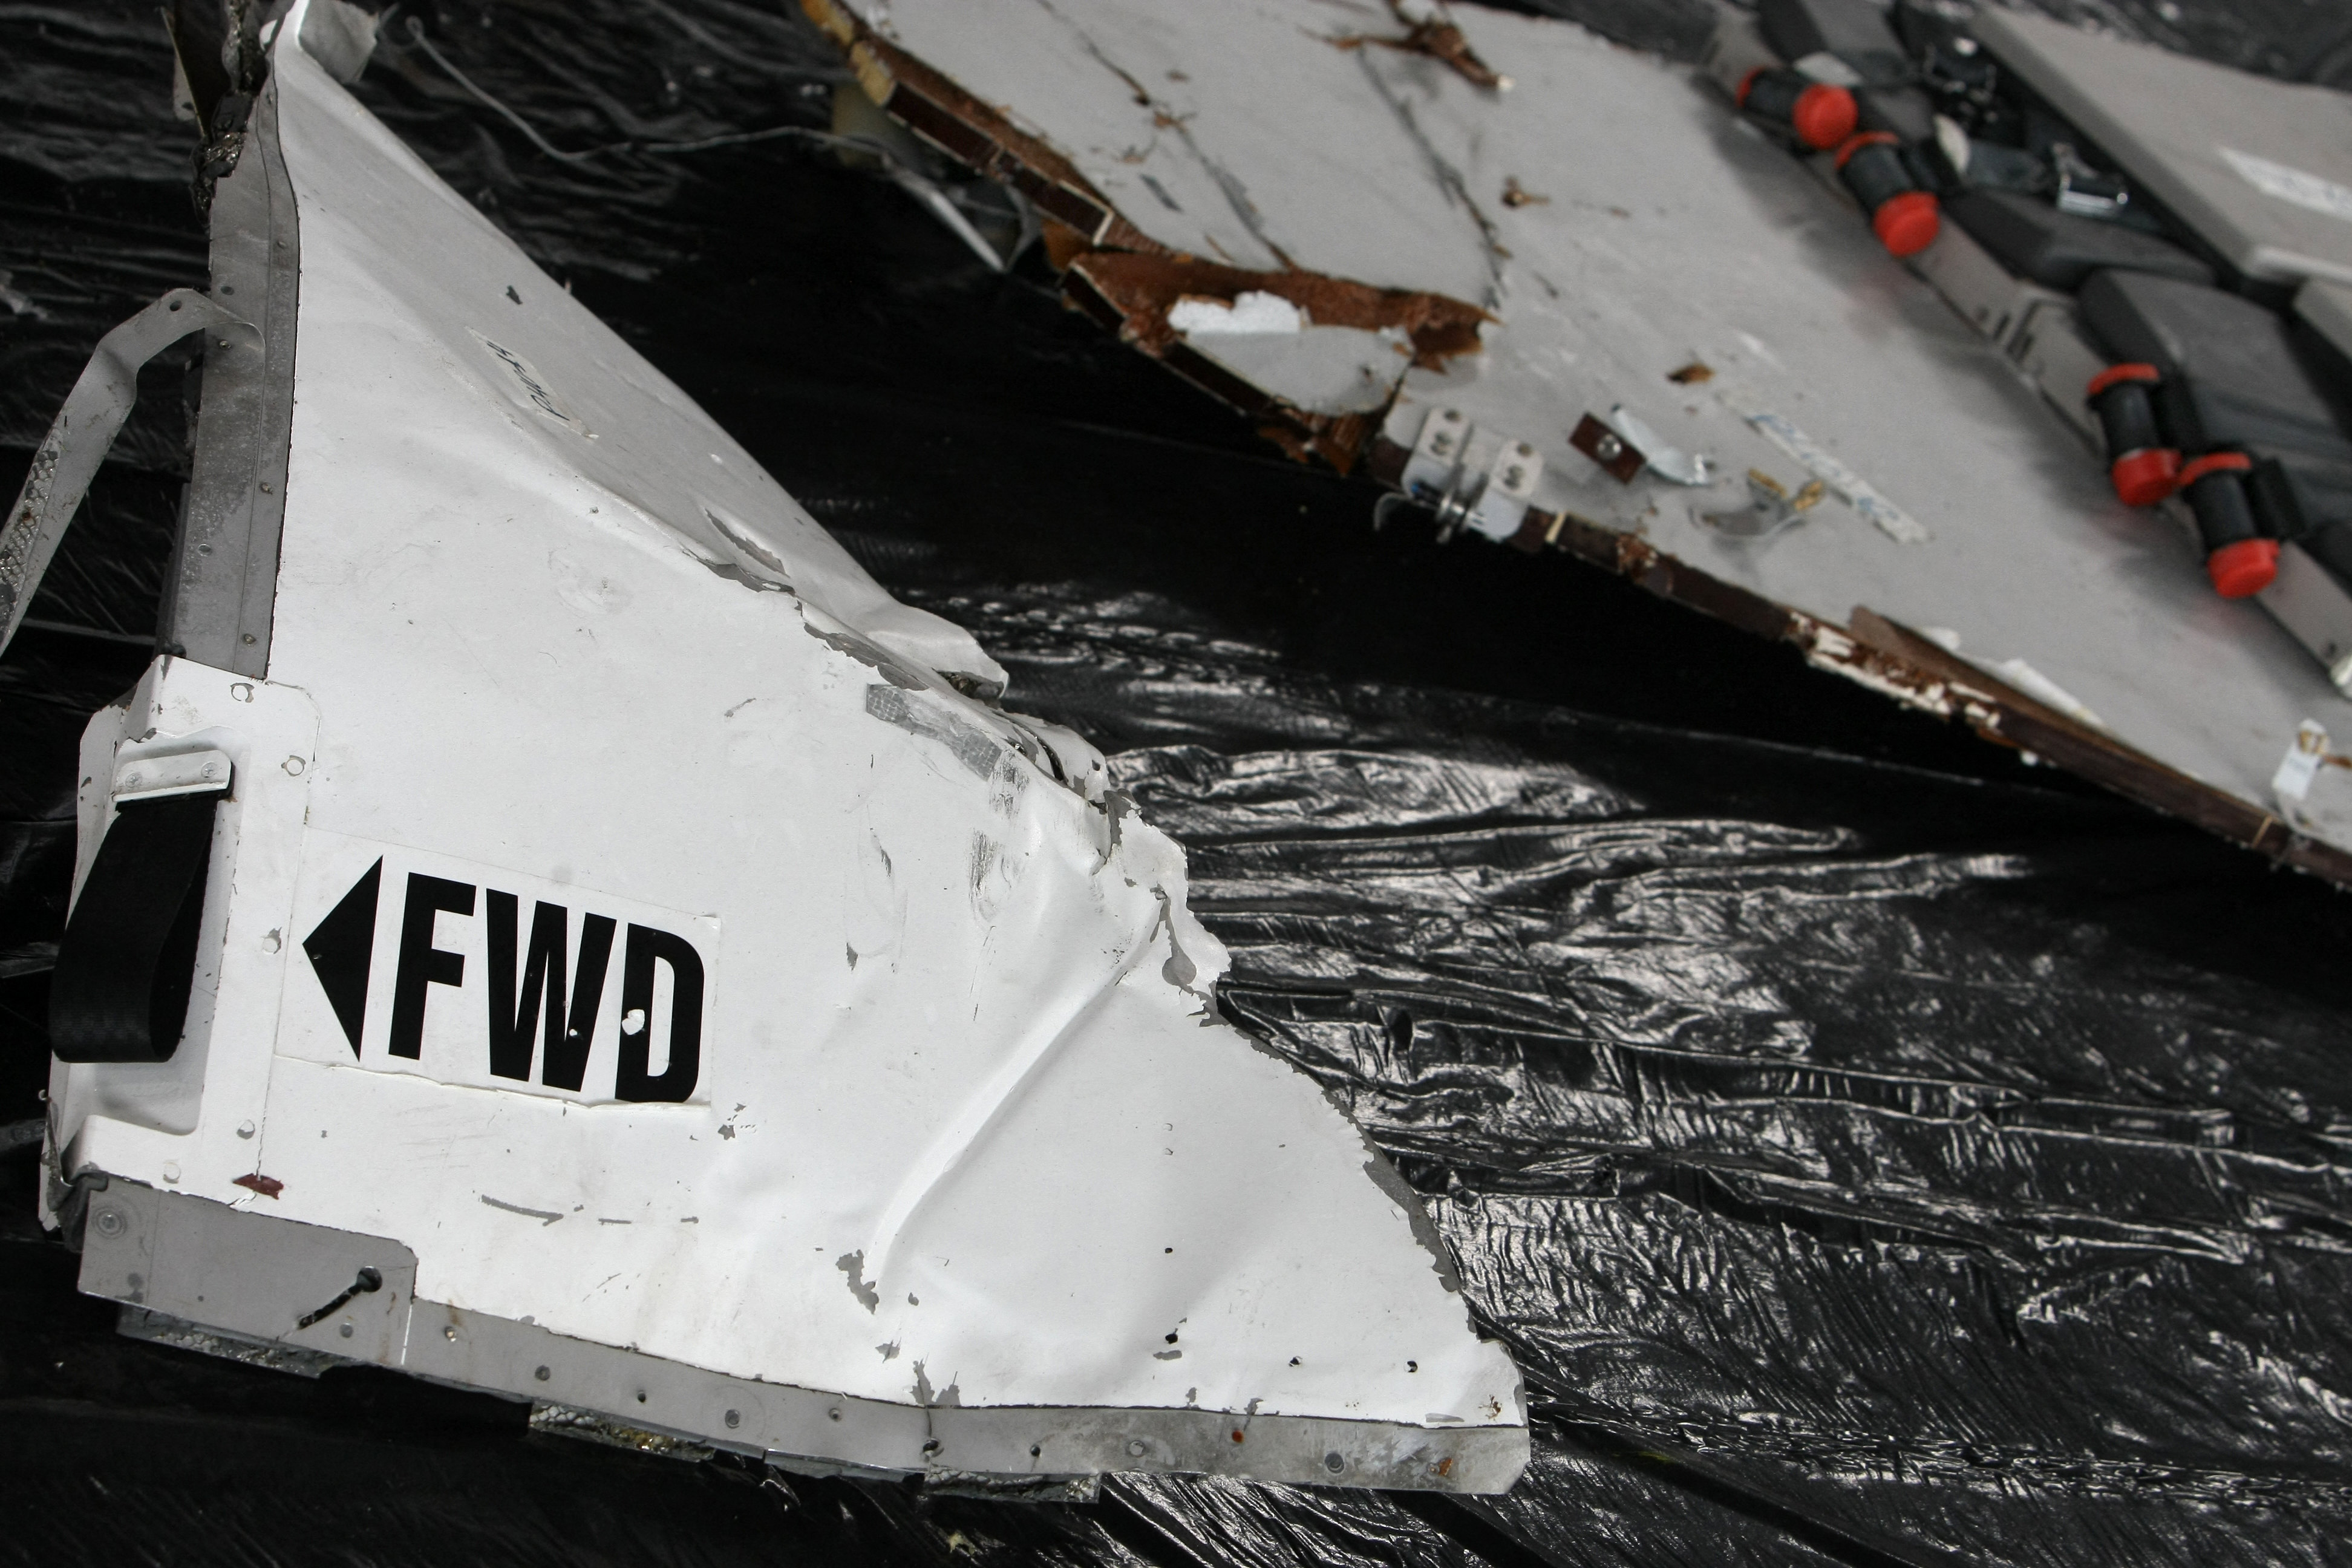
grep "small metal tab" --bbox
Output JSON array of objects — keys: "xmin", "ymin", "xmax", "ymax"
[
  {"xmin": 1572, "ymin": 412, "xmax": 1645, "ymax": 483},
  {"xmin": 113, "ymin": 748, "xmax": 233, "ymax": 804}
]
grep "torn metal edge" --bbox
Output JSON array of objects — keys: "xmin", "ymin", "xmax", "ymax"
[
  {"xmin": 162, "ymin": 57, "xmax": 299, "ymax": 678},
  {"xmin": 1400, "ymin": 446, "xmax": 2352, "ymax": 886},
  {"xmin": 796, "ymin": 0, "xmax": 1488, "ymax": 474}
]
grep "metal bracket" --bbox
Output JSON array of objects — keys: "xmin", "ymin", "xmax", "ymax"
[
  {"xmin": 1397, "ymin": 407, "xmax": 1544, "ymax": 543},
  {"xmin": 0, "ymin": 289, "xmax": 258, "ymax": 659}
]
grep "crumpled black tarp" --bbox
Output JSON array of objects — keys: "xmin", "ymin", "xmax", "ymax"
[{"xmin": 6, "ymin": 4, "xmax": 2352, "ymax": 1566}]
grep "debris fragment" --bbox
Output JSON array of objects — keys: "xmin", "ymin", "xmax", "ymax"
[
  {"xmin": 1329, "ymin": 2, "xmax": 1513, "ymax": 93},
  {"xmin": 1667, "ymin": 360, "xmax": 1714, "ymax": 384},
  {"xmin": 1499, "ymin": 177, "xmax": 1547, "ymax": 208}
]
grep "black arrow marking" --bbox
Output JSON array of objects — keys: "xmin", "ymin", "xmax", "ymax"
[{"xmin": 304, "ymin": 858, "xmax": 381, "ymax": 1058}]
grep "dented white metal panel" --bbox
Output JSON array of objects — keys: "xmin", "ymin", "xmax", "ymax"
[
  {"xmin": 46, "ymin": 3, "xmax": 1524, "ymax": 1489},
  {"xmin": 849, "ymin": 0, "xmax": 2352, "ymax": 848}
]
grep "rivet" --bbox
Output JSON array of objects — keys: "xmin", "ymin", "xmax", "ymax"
[
  {"xmin": 241, "ymin": 632, "xmax": 257, "ymax": 644},
  {"xmin": 1595, "ymin": 433, "xmax": 1624, "ymax": 462},
  {"xmin": 93, "ymin": 1209, "xmax": 125, "ymax": 1238},
  {"xmin": 236, "ymin": 1120, "xmax": 256, "ymax": 1138},
  {"xmin": 1029, "ymin": 1444, "xmax": 1041, "ymax": 1458},
  {"xmin": 534, "ymin": 1365, "xmax": 550, "ymax": 1382},
  {"xmin": 161, "ymin": 1161, "xmax": 180, "ymax": 1185},
  {"xmin": 443, "ymin": 1325, "xmax": 458, "ymax": 1341},
  {"xmin": 261, "ymin": 932, "xmax": 280, "ymax": 955},
  {"xmin": 258, "ymin": 482, "xmax": 272, "ymax": 494},
  {"xmin": 283, "ymin": 756, "xmax": 305, "ymax": 776},
  {"xmin": 1126, "ymin": 1439, "xmax": 1147, "ymax": 1457},
  {"xmin": 922, "ymin": 1439, "xmax": 940, "ymax": 1455},
  {"xmin": 121, "ymin": 772, "xmax": 143, "ymax": 789},
  {"xmin": 339, "ymin": 1322, "xmax": 354, "ymax": 1339},
  {"xmin": 828, "ymin": 1406, "xmax": 842, "ymax": 1422},
  {"xmin": 724, "ymin": 1409, "xmax": 741, "ymax": 1428},
  {"xmin": 1324, "ymin": 1451, "xmax": 1345, "ymax": 1474}
]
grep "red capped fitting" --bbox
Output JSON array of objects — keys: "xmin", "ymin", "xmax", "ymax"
[
  {"xmin": 1739, "ymin": 71, "xmax": 1859, "ymax": 152},
  {"xmin": 2175, "ymin": 451, "xmax": 2254, "ymax": 488},
  {"xmin": 1871, "ymin": 190, "xmax": 1941, "ymax": 258},
  {"xmin": 1791, "ymin": 84, "xmax": 1858, "ymax": 150},
  {"xmin": 2207, "ymin": 537, "xmax": 2279, "ymax": 598},
  {"xmin": 2108, "ymin": 446, "xmax": 2181, "ymax": 507},
  {"xmin": 2085, "ymin": 363, "xmax": 2162, "ymax": 399},
  {"xmin": 1832, "ymin": 131, "xmax": 1901, "ymax": 170}
]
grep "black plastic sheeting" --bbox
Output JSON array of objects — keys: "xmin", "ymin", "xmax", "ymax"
[{"xmin": 8, "ymin": 4, "xmax": 2352, "ymax": 1566}]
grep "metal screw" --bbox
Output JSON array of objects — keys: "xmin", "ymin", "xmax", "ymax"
[
  {"xmin": 534, "ymin": 1365, "xmax": 550, "ymax": 1382},
  {"xmin": 339, "ymin": 1322, "xmax": 354, "ymax": 1339},
  {"xmin": 241, "ymin": 633, "xmax": 257, "ymax": 645},
  {"xmin": 1029, "ymin": 1444, "xmax": 1041, "ymax": 1458},
  {"xmin": 1594, "ymin": 434, "xmax": 1623, "ymax": 462},
  {"xmin": 1430, "ymin": 434, "xmax": 1454, "ymax": 454},
  {"xmin": 1126, "ymin": 1439, "xmax": 1147, "ymax": 1457},
  {"xmin": 1503, "ymin": 465, "xmax": 1526, "ymax": 488},
  {"xmin": 93, "ymin": 1209, "xmax": 125, "ymax": 1238},
  {"xmin": 1324, "ymin": 1451, "xmax": 1345, "ymax": 1474},
  {"xmin": 443, "ymin": 1325, "xmax": 458, "ymax": 1341},
  {"xmin": 922, "ymin": 1439, "xmax": 941, "ymax": 1455},
  {"xmin": 724, "ymin": 1409, "xmax": 741, "ymax": 1429}
]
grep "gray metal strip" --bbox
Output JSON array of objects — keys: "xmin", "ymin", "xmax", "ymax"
[
  {"xmin": 0, "ymin": 290, "xmax": 256, "ymax": 659},
  {"xmin": 80, "ymin": 1182, "xmax": 1527, "ymax": 1494},
  {"xmin": 164, "ymin": 67, "xmax": 299, "ymax": 678}
]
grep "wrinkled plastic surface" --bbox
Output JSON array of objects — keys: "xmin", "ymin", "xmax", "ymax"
[{"xmin": 8, "ymin": 1, "xmax": 2352, "ymax": 1564}]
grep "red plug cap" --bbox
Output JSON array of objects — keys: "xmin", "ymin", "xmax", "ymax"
[
  {"xmin": 1791, "ymin": 83, "xmax": 1858, "ymax": 150},
  {"xmin": 2109, "ymin": 446, "xmax": 2181, "ymax": 507},
  {"xmin": 1734, "ymin": 67, "xmax": 1763, "ymax": 108},
  {"xmin": 1873, "ymin": 191, "xmax": 1940, "ymax": 258},
  {"xmin": 2207, "ymin": 537, "xmax": 2278, "ymax": 598}
]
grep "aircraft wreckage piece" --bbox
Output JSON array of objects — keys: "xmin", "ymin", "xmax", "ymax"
[
  {"xmin": 806, "ymin": 0, "xmax": 2352, "ymax": 884},
  {"xmin": 17, "ymin": 2, "xmax": 1526, "ymax": 1494}
]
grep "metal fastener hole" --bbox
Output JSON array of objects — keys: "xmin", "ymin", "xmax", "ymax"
[
  {"xmin": 534, "ymin": 1365, "xmax": 550, "ymax": 1382},
  {"xmin": 636, "ymin": 1390, "xmax": 647, "ymax": 1403},
  {"xmin": 1324, "ymin": 1451, "xmax": 1345, "ymax": 1474},
  {"xmin": 724, "ymin": 1409, "xmax": 740, "ymax": 1428},
  {"xmin": 1126, "ymin": 1439, "xmax": 1147, "ymax": 1458}
]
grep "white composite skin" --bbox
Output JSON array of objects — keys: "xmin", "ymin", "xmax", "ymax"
[
  {"xmin": 49, "ymin": 7, "xmax": 1523, "ymax": 1442},
  {"xmin": 858, "ymin": 0, "xmax": 2350, "ymax": 831}
]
